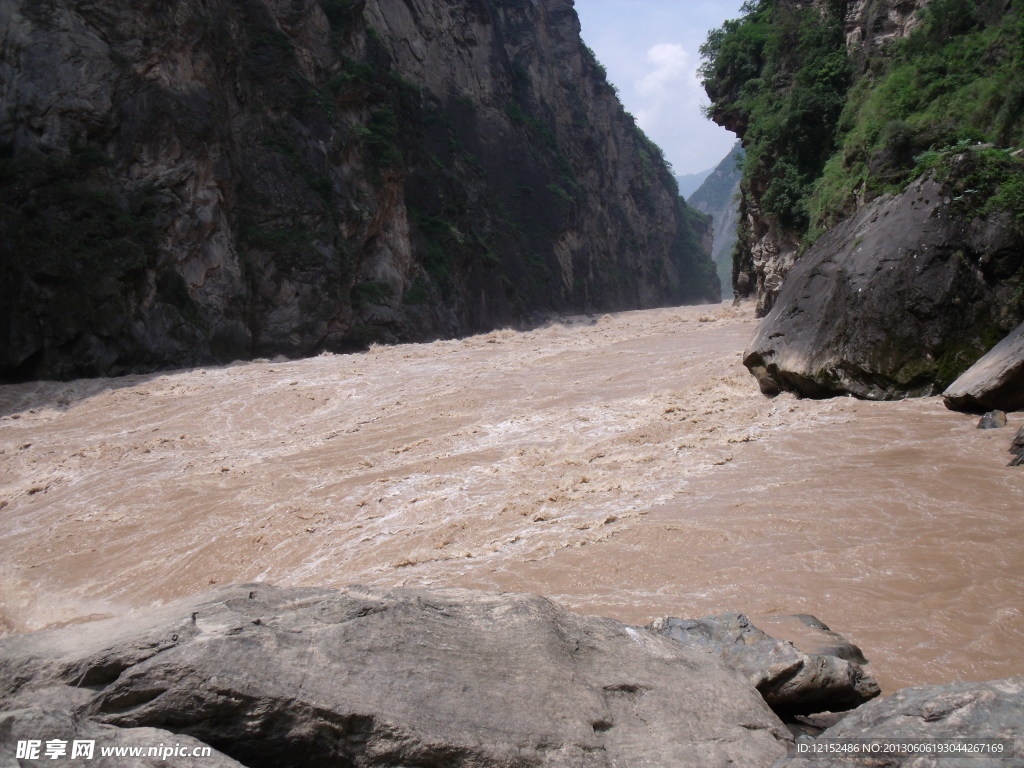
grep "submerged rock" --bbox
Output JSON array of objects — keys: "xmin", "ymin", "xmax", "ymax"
[
  {"xmin": 648, "ymin": 612, "xmax": 880, "ymax": 716},
  {"xmin": 743, "ymin": 174, "xmax": 1024, "ymax": 400},
  {"xmin": 0, "ymin": 584, "xmax": 791, "ymax": 768},
  {"xmin": 944, "ymin": 322, "xmax": 1024, "ymax": 414},
  {"xmin": 978, "ymin": 411, "xmax": 1009, "ymax": 429},
  {"xmin": 773, "ymin": 677, "xmax": 1024, "ymax": 767}
]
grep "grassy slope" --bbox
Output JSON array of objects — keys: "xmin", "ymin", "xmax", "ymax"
[{"xmin": 700, "ymin": 0, "xmax": 1024, "ymax": 251}]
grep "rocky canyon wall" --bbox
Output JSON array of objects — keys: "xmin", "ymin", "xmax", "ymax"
[
  {"xmin": 0, "ymin": 0, "xmax": 718, "ymax": 381},
  {"xmin": 688, "ymin": 141, "xmax": 743, "ymax": 297},
  {"xmin": 701, "ymin": 0, "xmax": 1024, "ymax": 399},
  {"xmin": 710, "ymin": 0, "xmax": 928, "ymax": 316}
]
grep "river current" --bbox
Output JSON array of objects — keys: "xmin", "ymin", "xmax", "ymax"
[{"xmin": 1, "ymin": 302, "xmax": 1021, "ymax": 693}]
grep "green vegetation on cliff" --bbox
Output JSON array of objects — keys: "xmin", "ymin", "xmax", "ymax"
[
  {"xmin": 701, "ymin": 0, "xmax": 1024, "ymax": 246},
  {"xmin": 688, "ymin": 142, "xmax": 744, "ymax": 294},
  {"xmin": 812, "ymin": 0, "xmax": 1024, "ymax": 239},
  {"xmin": 707, "ymin": 0, "xmax": 1024, "ymax": 401},
  {"xmin": 700, "ymin": 0, "xmax": 852, "ymax": 233}
]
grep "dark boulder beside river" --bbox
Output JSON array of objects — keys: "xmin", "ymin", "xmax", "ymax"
[{"xmin": 744, "ymin": 170, "xmax": 1024, "ymax": 401}]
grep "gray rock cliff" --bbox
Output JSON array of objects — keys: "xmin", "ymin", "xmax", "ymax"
[
  {"xmin": 843, "ymin": 0, "xmax": 928, "ymax": 64},
  {"xmin": 0, "ymin": 0, "xmax": 718, "ymax": 381}
]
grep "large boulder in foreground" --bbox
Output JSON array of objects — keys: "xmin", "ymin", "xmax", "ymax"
[
  {"xmin": 649, "ymin": 612, "xmax": 880, "ymax": 716},
  {"xmin": 943, "ymin": 322, "xmax": 1024, "ymax": 413},
  {"xmin": 0, "ymin": 584, "xmax": 791, "ymax": 768},
  {"xmin": 0, "ymin": 708, "xmax": 245, "ymax": 767},
  {"xmin": 744, "ymin": 171, "xmax": 1024, "ymax": 400},
  {"xmin": 773, "ymin": 677, "xmax": 1024, "ymax": 767}
]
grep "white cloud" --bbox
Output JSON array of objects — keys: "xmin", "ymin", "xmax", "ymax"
[
  {"xmin": 633, "ymin": 43, "xmax": 709, "ymax": 168},
  {"xmin": 637, "ymin": 43, "xmax": 689, "ymax": 96},
  {"xmin": 575, "ymin": 1, "xmax": 746, "ymax": 174}
]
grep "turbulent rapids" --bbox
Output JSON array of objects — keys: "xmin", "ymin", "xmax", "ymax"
[{"xmin": 1, "ymin": 302, "xmax": 1022, "ymax": 693}]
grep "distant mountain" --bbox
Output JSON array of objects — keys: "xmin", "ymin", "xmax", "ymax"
[
  {"xmin": 687, "ymin": 142, "xmax": 743, "ymax": 297},
  {"xmin": 675, "ymin": 166, "xmax": 715, "ymax": 199}
]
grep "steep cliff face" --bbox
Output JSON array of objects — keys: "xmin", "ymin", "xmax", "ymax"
[
  {"xmin": 688, "ymin": 142, "xmax": 743, "ymax": 297},
  {"xmin": 702, "ymin": 0, "xmax": 850, "ymax": 315},
  {"xmin": 843, "ymin": 0, "xmax": 928, "ymax": 63},
  {"xmin": 705, "ymin": 0, "xmax": 927, "ymax": 315},
  {"xmin": 701, "ymin": 0, "xmax": 1024, "ymax": 399},
  {"xmin": 0, "ymin": 0, "xmax": 718, "ymax": 381},
  {"xmin": 707, "ymin": 0, "xmax": 1022, "ymax": 315}
]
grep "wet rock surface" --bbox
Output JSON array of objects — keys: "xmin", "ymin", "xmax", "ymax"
[
  {"xmin": 743, "ymin": 174, "xmax": 1024, "ymax": 401},
  {"xmin": 944, "ymin": 322, "xmax": 1024, "ymax": 414},
  {"xmin": 978, "ymin": 411, "xmax": 1009, "ymax": 429},
  {"xmin": 0, "ymin": 584, "xmax": 792, "ymax": 768},
  {"xmin": 649, "ymin": 611, "xmax": 880, "ymax": 716},
  {"xmin": 773, "ymin": 677, "xmax": 1024, "ymax": 767},
  {"xmin": 1012, "ymin": 426, "xmax": 1024, "ymax": 455}
]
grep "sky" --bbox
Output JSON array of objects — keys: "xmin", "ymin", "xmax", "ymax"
[{"xmin": 574, "ymin": 1, "xmax": 746, "ymax": 176}]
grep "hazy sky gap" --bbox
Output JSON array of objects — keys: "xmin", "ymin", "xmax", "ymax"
[{"xmin": 574, "ymin": 0, "xmax": 745, "ymax": 176}]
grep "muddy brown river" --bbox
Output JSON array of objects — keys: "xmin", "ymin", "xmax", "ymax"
[{"xmin": 1, "ymin": 302, "xmax": 1021, "ymax": 694}]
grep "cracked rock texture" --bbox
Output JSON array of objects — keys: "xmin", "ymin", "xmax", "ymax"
[
  {"xmin": 0, "ymin": 584, "xmax": 791, "ymax": 768},
  {"xmin": 649, "ymin": 611, "xmax": 880, "ymax": 717},
  {"xmin": 773, "ymin": 677, "xmax": 1024, "ymax": 767}
]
